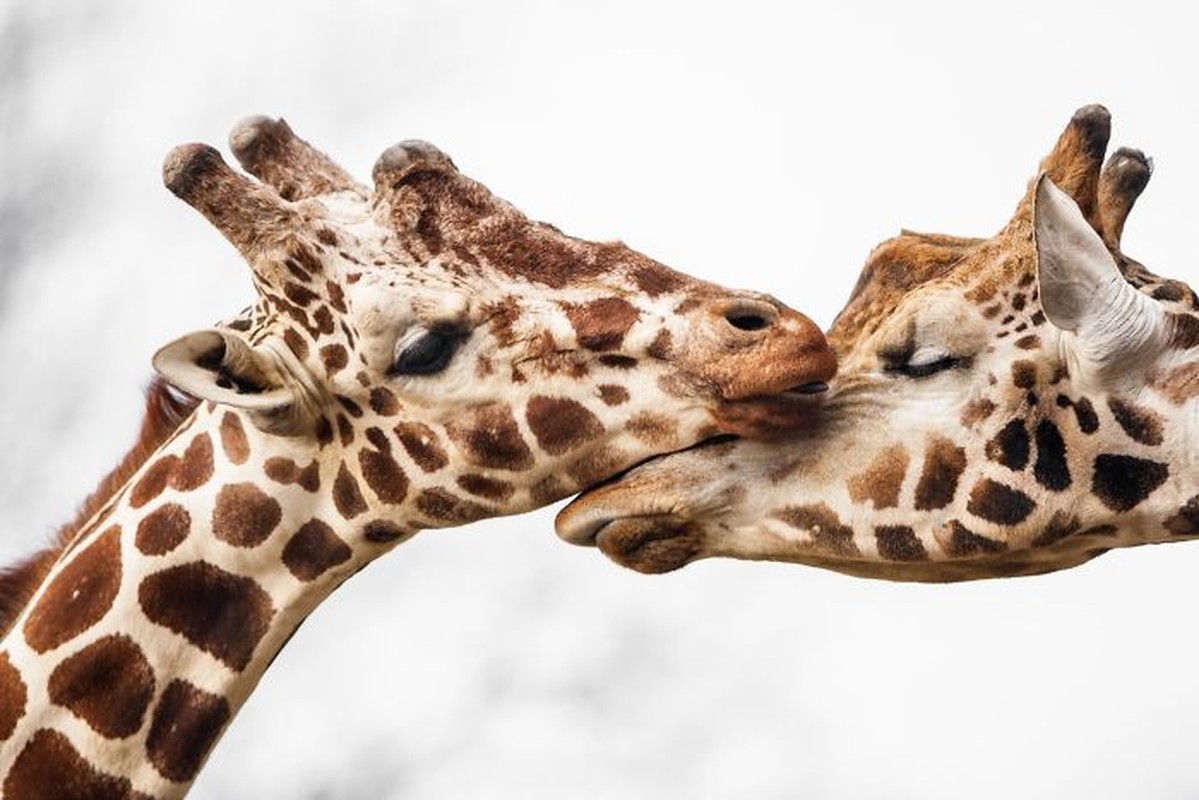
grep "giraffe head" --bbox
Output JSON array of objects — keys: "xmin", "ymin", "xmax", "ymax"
[
  {"xmin": 153, "ymin": 118, "xmax": 835, "ymax": 528},
  {"xmin": 557, "ymin": 105, "xmax": 1199, "ymax": 578}
]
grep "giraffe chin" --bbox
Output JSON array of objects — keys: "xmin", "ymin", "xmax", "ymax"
[{"xmin": 592, "ymin": 516, "xmax": 702, "ymax": 574}]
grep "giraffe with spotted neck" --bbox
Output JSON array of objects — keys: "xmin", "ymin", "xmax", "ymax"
[
  {"xmin": 559, "ymin": 105, "xmax": 1199, "ymax": 580},
  {"xmin": 0, "ymin": 117, "xmax": 835, "ymax": 797}
]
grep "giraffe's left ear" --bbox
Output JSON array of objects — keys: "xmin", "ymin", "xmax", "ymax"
[
  {"xmin": 1033, "ymin": 174, "xmax": 1165, "ymax": 374},
  {"xmin": 152, "ymin": 329, "xmax": 316, "ymax": 435}
]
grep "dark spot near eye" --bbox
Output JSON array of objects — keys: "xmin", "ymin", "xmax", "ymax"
[
  {"xmin": 598, "ymin": 384, "xmax": 630, "ymax": 406},
  {"xmin": 913, "ymin": 438, "xmax": 966, "ymax": 511},
  {"xmin": 1072, "ymin": 397, "xmax": 1099, "ymax": 433},
  {"xmin": 526, "ymin": 396, "xmax": 604, "ymax": 456},
  {"xmin": 446, "ymin": 405, "xmax": 534, "ymax": 471},
  {"xmin": 320, "ymin": 343, "xmax": 349, "ymax": 374},
  {"xmin": 960, "ymin": 397, "xmax": 996, "ymax": 428},
  {"xmin": 395, "ymin": 422, "xmax": 449, "ymax": 472},
  {"xmin": 564, "ymin": 297, "xmax": 640, "ymax": 351},
  {"xmin": 985, "ymin": 419, "xmax": 1029, "ymax": 471},
  {"xmin": 370, "ymin": 387, "xmax": 400, "ymax": 416},
  {"xmin": 1030, "ymin": 310, "xmax": 1046, "ymax": 326},
  {"xmin": 966, "ymin": 479, "xmax": 1035, "ymax": 525},
  {"xmin": 1107, "ymin": 397, "xmax": 1164, "ymax": 446},
  {"xmin": 1011, "ymin": 360, "xmax": 1037, "ymax": 389},
  {"xmin": 283, "ymin": 328, "xmax": 309, "ymax": 361},
  {"xmin": 1091, "ymin": 454, "xmax": 1169, "ymax": 512},
  {"xmin": 1015, "ymin": 335, "xmax": 1040, "ymax": 350},
  {"xmin": 647, "ymin": 329, "xmax": 673, "ymax": 360},
  {"xmin": 358, "ymin": 449, "xmax": 409, "ymax": 505},
  {"xmin": 336, "ymin": 395, "xmax": 364, "ymax": 418},
  {"xmin": 1033, "ymin": 419, "xmax": 1071, "ymax": 491},
  {"xmin": 1011, "ymin": 293, "xmax": 1026, "ymax": 310},
  {"xmin": 284, "ymin": 282, "xmax": 319, "ymax": 307},
  {"xmin": 847, "ymin": 445, "xmax": 908, "ymax": 509},
  {"xmin": 333, "ymin": 464, "xmax": 369, "ymax": 519},
  {"xmin": 337, "ymin": 414, "xmax": 355, "ymax": 446}
]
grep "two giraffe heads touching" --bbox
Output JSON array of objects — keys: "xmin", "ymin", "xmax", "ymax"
[{"xmin": 0, "ymin": 105, "xmax": 1196, "ymax": 797}]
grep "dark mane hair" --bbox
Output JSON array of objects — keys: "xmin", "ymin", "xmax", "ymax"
[{"xmin": 0, "ymin": 378, "xmax": 198, "ymax": 637}]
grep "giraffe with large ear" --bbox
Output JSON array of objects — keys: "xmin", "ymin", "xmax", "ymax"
[
  {"xmin": 0, "ymin": 118, "xmax": 834, "ymax": 797},
  {"xmin": 558, "ymin": 105, "xmax": 1199, "ymax": 580}
]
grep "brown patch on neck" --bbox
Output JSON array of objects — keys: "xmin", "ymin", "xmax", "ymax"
[{"xmin": 0, "ymin": 379, "xmax": 198, "ymax": 638}]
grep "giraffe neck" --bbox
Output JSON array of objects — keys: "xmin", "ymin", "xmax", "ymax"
[{"xmin": 0, "ymin": 404, "xmax": 419, "ymax": 798}]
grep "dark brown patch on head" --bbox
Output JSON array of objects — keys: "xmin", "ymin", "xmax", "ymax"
[
  {"xmin": 646, "ymin": 329, "xmax": 673, "ymax": 360},
  {"xmin": 631, "ymin": 263, "xmax": 685, "ymax": 297},
  {"xmin": 320, "ymin": 343, "xmax": 349, "ymax": 375},
  {"xmin": 986, "ymin": 419, "xmax": 1029, "ymax": 471},
  {"xmin": 966, "ymin": 479, "xmax": 1035, "ymax": 526},
  {"xmin": 130, "ymin": 455, "xmax": 179, "ymax": 509},
  {"xmin": 316, "ymin": 416, "xmax": 335, "ymax": 446},
  {"xmin": 264, "ymin": 457, "xmax": 321, "ymax": 492},
  {"xmin": 446, "ymin": 405, "xmax": 534, "ymax": 470},
  {"xmin": 370, "ymin": 387, "xmax": 400, "ymax": 416},
  {"xmin": 526, "ymin": 396, "xmax": 604, "ymax": 457},
  {"xmin": 395, "ymin": 422, "xmax": 449, "ymax": 472},
  {"xmin": 211, "ymin": 483, "xmax": 282, "ymax": 547},
  {"xmin": 627, "ymin": 412, "xmax": 678, "ymax": 448},
  {"xmin": 1015, "ymin": 334, "xmax": 1041, "ymax": 350},
  {"xmin": 333, "ymin": 463, "xmax": 369, "ymax": 519},
  {"xmin": 325, "ymin": 279, "xmax": 348, "ymax": 312},
  {"xmin": 146, "ymin": 679, "xmax": 231, "ymax": 783},
  {"xmin": 416, "ymin": 488, "xmax": 490, "ymax": 525},
  {"xmin": 283, "ymin": 281, "xmax": 318, "ymax": 307},
  {"xmin": 219, "ymin": 413, "xmax": 250, "ymax": 465},
  {"xmin": 169, "ymin": 433, "xmax": 213, "ymax": 491},
  {"xmin": 283, "ymin": 519, "xmax": 352, "ymax": 581},
  {"xmin": 1107, "ymin": 397, "xmax": 1164, "ymax": 446},
  {"xmin": 1033, "ymin": 419, "xmax": 1071, "ymax": 491},
  {"xmin": 24, "ymin": 526, "xmax": 121, "ymax": 653},
  {"xmin": 47, "ymin": 634, "xmax": 154, "ymax": 739},
  {"xmin": 4, "ymin": 728, "xmax": 135, "ymax": 800},
  {"xmin": 1165, "ymin": 495, "xmax": 1199, "ymax": 535},
  {"xmin": 138, "ymin": 561, "xmax": 274, "ymax": 671},
  {"xmin": 1011, "ymin": 360, "xmax": 1037, "ymax": 389},
  {"xmin": 598, "ymin": 384, "xmax": 630, "ymax": 406},
  {"xmin": 1168, "ymin": 312, "xmax": 1199, "ymax": 350},
  {"xmin": 941, "ymin": 520, "xmax": 1006, "ymax": 557},
  {"xmin": 457, "ymin": 474, "xmax": 515, "ymax": 502},
  {"xmin": 283, "ymin": 327, "xmax": 310, "ymax": 360},
  {"xmin": 960, "ymin": 397, "xmax": 996, "ymax": 428},
  {"xmin": 365, "ymin": 427, "xmax": 390, "ymax": 452},
  {"xmin": 136, "ymin": 503, "xmax": 192, "ymax": 556},
  {"xmin": 847, "ymin": 445, "xmax": 908, "ymax": 509},
  {"xmin": 564, "ymin": 297, "xmax": 640, "ymax": 351},
  {"xmin": 772, "ymin": 503, "xmax": 859, "ymax": 557},
  {"xmin": 1091, "ymin": 454, "xmax": 1169, "ymax": 512},
  {"xmin": 875, "ymin": 525, "xmax": 928, "ymax": 561},
  {"xmin": 358, "ymin": 449, "xmax": 409, "ymax": 505},
  {"xmin": 1030, "ymin": 510, "xmax": 1081, "ymax": 548},
  {"xmin": 0, "ymin": 653, "xmax": 27, "ymax": 740},
  {"xmin": 337, "ymin": 413, "xmax": 355, "ymax": 447},
  {"xmin": 1072, "ymin": 396, "xmax": 1099, "ymax": 433},
  {"xmin": 599, "ymin": 354, "xmax": 638, "ymax": 370},
  {"xmin": 914, "ymin": 437, "xmax": 967, "ymax": 511}
]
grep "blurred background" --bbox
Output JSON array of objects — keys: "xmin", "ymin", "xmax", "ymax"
[{"xmin": 2, "ymin": 1, "xmax": 1198, "ymax": 797}]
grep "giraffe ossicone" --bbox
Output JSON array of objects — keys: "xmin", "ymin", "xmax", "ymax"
[
  {"xmin": 0, "ymin": 116, "xmax": 835, "ymax": 797},
  {"xmin": 558, "ymin": 104, "xmax": 1199, "ymax": 581}
]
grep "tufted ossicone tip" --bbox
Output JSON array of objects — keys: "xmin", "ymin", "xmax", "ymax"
[
  {"xmin": 371, "ymin": 139, "xmax": 457, "ymax": 189},
  {"xmin": 229, "ymin": 115, "xmax": 361, "ymax": 201}
]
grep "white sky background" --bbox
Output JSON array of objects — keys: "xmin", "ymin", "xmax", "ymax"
[{"xmin": 1, "ymin": 1, "xmax": 1198, "ymax": 797}]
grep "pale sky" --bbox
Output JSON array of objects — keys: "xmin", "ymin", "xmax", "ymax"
[{"xmin": 1, "ymin": 1, "xmax": 1197, "ymax": 797}]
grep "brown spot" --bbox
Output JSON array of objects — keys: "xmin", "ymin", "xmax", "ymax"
[
  {"xmin": 395, "ymin": 422, "xmax": 449, "ymax": 472},
  {"xmin": 283, "ymin": 519, "xmax": 352, "ymax": 581},
  {"xmin": 130, "ymin": 455, "xmax": 179, "ymax": 509},
  {"xmin": 772, "ymin": 503, "xmax": 859, "ymax": 557},
  {"xmin": 914, "ymin": 437, "xmax": 967, "ymax": 511},
  {"xmin": 219, "ymin": 413, "xmax": 250, "ymax": 465},
  {"xmin": 358, "ymin": 449, "xmax": 409, "ymax": 505},
  {"xmin": 631, "ymin": 264, "xmax": 684, "ymax": 297},
  {"xmin": 167, "ymin": 433, "xmax": 213, "ymax": 492},
  {"xmin": 320, "ymin": 343, "xmax": 349, "ymax": 374},
  {"xmin": 1072, "ymin": 396, "xmax": 1099, "ymax": 433},
  {"xmin": 986, "ymin": 419, "xmax": 1030, "ymax": 471},
  {"xmin": 1091, "ymin": 454, "xmax": 1169, "ymax": 512},
  {"xmin": 363, "ymin": 519, "xmax": 408, "ymax": 544},
  {"xmin": 333, "ymin": 463, "xmax": 369, "ymax": 519},
  {"xmin": 135, "ymin": 503, "xmax": 191, "ymax": 556},
  {"xmin": 1015, "ymin": 335, "xmax": 1041, "ymax": 350},
  {"xmin": 337, "ymin": 413, "xmax": 355, "ymax": 446},
  {"xmin": 370, "ymin": 387, "xmax": 400, "ymax": 416},
  {"xmin": 627, "ymin": 412, "xmax": 678, "ymax": 448},
  {"xmin": 264, "ymin": 457, "xmax": 321, "ymax": 492},
  {"xmin": 1030, "ymin": 511, "xmax": 1081, "ymax": 548},
  {"xmin": 146, "ymin": 679, "xmax": 231, "ymax": 783},
  {"xmin": 365, "ymin": 427, "xmax": 390, "ymax": 452},
  {"xmin": 24, "ymin": 527, "xmax": 121, "ymax": 654},
  {"xmin": 457, "ymin": 474, "xmax": 515, "ymax": 502},
  {"xmin": 283, "ymin": 327, "xmax": 309, "ymax": 360},
  {"xmin": 566, "ymin": 444, "xmax": 628, "ymax": 487},
  {"xmin": 316, "ymin": 416, "xmax": 334, "ymax": 446},
  {"xmin": 1033, "ymin": 419, "xmax": 1071, "ymax": 491},
  {"xmin": 211, "ymin": 483, "xmax": 282, "ymax": 547},
  {"xmin": 847, "ymin": 445, "xmax": 908, "ymax": 509},
  {"xmin": 4, "ymin": 728, "xmax": 135, "ymax": 800},
  {"xmin": 1107, "ymin": 397, "xmax": 1164, "ymax": 446},
  {"xmin": 646, "ymin": 329, "xmax": 673, "ymax": 360},
  {"xmin": 446, "ymin": 405, "xmax": 535, "ymax": 470},
  {"xmin": 1165, "ymin": 495, "xmax": 1199, "ymax": 535},
  {"xmin": 1168, "ymin": 312, "xmax": 1199, "ymax": 349},
  {"xmin": 325, "ymin": 279, "xmax": 348, "ymax": 313},
  {"xmin": 875, "ymin": 525, "xmax": 927, "ymax": 561},
  {"xmin": 598, "ymin": 384, "xmax": 630, "ymax": 406},
  {"xmin": 960, "ymin": 397, "xmax": 996, "ymax": 428},
  {"xmin": 1153, "ymin": 361, "xmax": 1199, "ymax": 405},
  {"xmin": 48, "ymin": 634, "xmax": 154, "ymax": 739},
  {"xmin": 940, "ymin": 520, "xmax": 1006, "ymax": 557},
  {"xmin": 139, "ymin": 561, "xmax": 274, "ymax": 671},
  {"xmin": 526, "ymin": 396, "xmax": 604, "ymax": 456},
  {"xmin": 598, "ymin": 354, "xmax": 637, "ymax": 370},
  {"xmin": 966, "ymin": 479, "xmax": 1035, "ymax": 526},
  {"xmin": 416, "ymin": 488, "xmax": 490, "ymax": 525},
  {"xmin": 564, "ymin": 297, "xmax": 640, "ymax": 351},
  {"xmin": 337, "ymin": 395, "xmax": 364, "ymax": 418},
  {"xmin": 0, "ymin": 653, "xmax": 26, "ymax": 740},
  {"xmin": 284, "ymin": 281, "xmax": 318, "ymax": 307},
  {"xmin": 530, "ymin": 474, "xmax": 567, "ymax": 506},
  {"xmin": 1011, "ymin": 360, "xmax": 1037, "ymax": 389}
]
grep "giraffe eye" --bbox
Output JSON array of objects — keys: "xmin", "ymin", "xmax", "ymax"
[
  {"xmin": 390, "ymin": 328, "xmax": 464, "ymax": 376},
  {"xmin": 882, "ymin": 346, "xmax": 963, "ymax": 379}
]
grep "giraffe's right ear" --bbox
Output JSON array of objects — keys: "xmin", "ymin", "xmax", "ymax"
[{"xmin": 152, "ymin": 330, "xmax": 313, "ymax": 435}]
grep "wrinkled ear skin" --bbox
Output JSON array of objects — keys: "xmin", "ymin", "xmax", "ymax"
[{"xmin": 152, "ymin": 330, "xmax": 315, "ymax": 435}]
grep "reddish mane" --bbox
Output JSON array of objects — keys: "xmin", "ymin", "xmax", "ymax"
[{"xmin": 0, "ymin": 379, "xmax": 198, "ymax": 637}]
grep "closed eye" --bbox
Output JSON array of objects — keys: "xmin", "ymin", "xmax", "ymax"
[
  {"xmin": 882, "ymin": 347, "xmax": 964, "ymax": 379},
  {"xmin": 389, "ymin": 328, "xmax": 466, "ymax": 376}
]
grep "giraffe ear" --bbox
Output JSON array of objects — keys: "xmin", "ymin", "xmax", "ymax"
[
  {"xmin": 1033, "ymin": 174, "xmax": 1164, "ymax": 373},
  {"xmin": 152, "ymin": 330, "xmax": 313, "ymax": 434}
]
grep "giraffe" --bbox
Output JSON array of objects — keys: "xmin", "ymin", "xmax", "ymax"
[
  {"xmin": 557, "ymin": 104, "xmax": 1199, "ymax": 581},
  {"xmin": 0, "ymin": 117, "xmax": 836, "ymax": 797}
]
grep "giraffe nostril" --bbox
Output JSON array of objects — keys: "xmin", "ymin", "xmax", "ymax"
[{"xmin": 725, "ymin": 313, "xmax": 771, "ymax": 332}]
